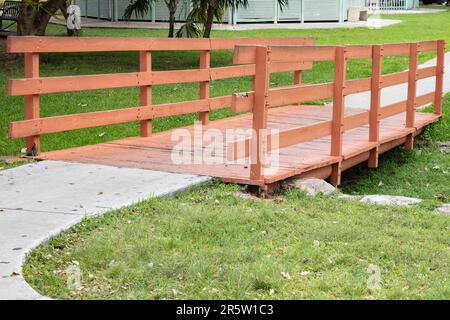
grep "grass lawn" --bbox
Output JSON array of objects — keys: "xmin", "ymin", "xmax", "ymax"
[
  {"xmin": 5, "ymin": 9, "xmax": 450, "ymax": 299},
  {"xmin": 24, "ymin": 182, "xmax": 450, "ymax": 300}
]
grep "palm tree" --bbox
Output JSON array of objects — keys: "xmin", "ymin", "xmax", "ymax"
[
  {"xmin": 124, "ymin": 0, "xmax": 180, "ymax": 38},
  {"xmin": 188, "ymin": 0, "xmax": 289, "ymax": 38},
  {"xmin": 125, "ymin": 0, "xmax": 289, "ymax": 39}
]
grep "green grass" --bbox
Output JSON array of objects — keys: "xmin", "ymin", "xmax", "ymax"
[
  {"xmin": 23, "ymin": 182, "xmax": 450, "ymax": 300},
  {"xmin": 1, "ymin": 9, "xmax": 450, "ymax": 155}
]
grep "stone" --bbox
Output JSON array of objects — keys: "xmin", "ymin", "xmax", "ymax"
[
  {"xmin": 434, "ymin": 204, "xmax": 450, "ymax": 216},
  {"xmin": 360, "ymin": 195, "xmax": 422, "ymax": 206},
  {"xmin": 337, "ymin": 194, "xmax": 361, "ymax": 200},
  {"xmin": 290, "ymin": 178, "xmax": 336, "ymax": 196},
  {"xmin": 438, "ymin": 141, "xmax": 450, "ymax": 154}
]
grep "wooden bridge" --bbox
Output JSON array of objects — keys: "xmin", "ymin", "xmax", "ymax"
[{"xmin": 6, "ymin": 37, "xmax": 445, "ymax": 191}]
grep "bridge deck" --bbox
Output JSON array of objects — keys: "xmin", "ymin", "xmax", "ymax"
[{"xmin": 38, "ymin": 105, "xmax": 440, "ymax": 187}]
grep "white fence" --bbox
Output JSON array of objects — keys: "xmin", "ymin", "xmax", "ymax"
[{"xmin": 363, "ymin": 0, "xmax": 420, "ymax": 11}]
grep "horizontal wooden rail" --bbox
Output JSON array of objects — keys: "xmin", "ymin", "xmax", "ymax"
[
  {"xmin": 8, "ymin": 61, "xmax": 313, "ymax": 96},
  {"xmin": 231, "ymin": 82, "xmax": 334, "ymax": 113},
  {"xmin": 234, "ymin": 40, "xmax": 440, "ymax": 65},
  {"xmin": 6, "ymin": 36, "xmax": 314, "ymax": 53},
  {"xmin": 9, "ymin": 95, "xmax": 233, "ymax": 139}
]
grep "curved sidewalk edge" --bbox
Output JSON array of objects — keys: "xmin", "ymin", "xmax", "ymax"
[{"xmin": 0, "ymin": 160, "xmax": 211, "ymax": 300}]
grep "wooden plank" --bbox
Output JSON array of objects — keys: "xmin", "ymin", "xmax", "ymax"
[
  {"xmin": 210, "ymin": 37, "xmax": 314, "ymax": 50},
  {"xmin": 330, "ymin": 46, "xmax": 347, "ymax": 186},
  {"xmin": 199, "ymin": 50, "xmax": 210, "ymax": 124},
  {"xmin": 346, "ymin": 45, "xmax": 373, "ymax": 59},
  {"xmin": 380, "ymin": 71, "xmax": 408, "ymax": 88},
  {"xmin": 293, "ymin": 68, "xmax": 302, "ymax": 106},
  {"xmin": 9, "ymin": 99, "xmax": 212, "ymax": 139},
  {"xmin": 209, "ymin": 95, "xmax": 232, "ymax": 110},
  {"xmin": 380, "ymin": 67, "xmax": 434, "ymax": 89},
  {"xmin": 343, "ymin": 111, "xmax": 369, "ymax": 131},
  {"xmin": 231, "ymin": 82, "xmax": 334, "ymax": 113},
  {"xmin": 405, "ymin": 43, "xmax": 419, "ymax": 150},
  {"xmin": 418, "ymin": 40, "xmax": 438, "ymax": 53},
  {"xmin": 369, "ymin": 45, "xmax": 383, "ymax": 168},
  {"xmin": 23, "ymin": 52, "xmax": 40, "ymax": 156},
  {"xmin": 268, "ymin": 83, "xmax": 334, "ymax": 108},
  {"xmin": 153, "ymin": 99, "xmax": 209, "ymax": 118},
  {"xmin": 227, "ymin": 120, "xmax": 332, "ymax": 161},
  {"xmin": 383, "ymin": 43, "xmax": 410, "ymax": 57},
  {"xmin": 9, "ymin": 106, "xmax": 153, "ymax": 139},
  {"xmin": 8, "ymin": 69, "xmax": 211, "ymax": 96},
  {"xmin": 250, "ymin": 46, "xmax": 270, "ymax": 182},
  {"xmin": 416, "ymin": 92, "xmax": 435, "ymax": 107},
  {"xmin": 345, "ymin": 78, "xmax": 371, "ymax": 95},
  {"xmin": 7, "ymin": 36, "xmax": 314, "ymax": 53},
  {"xmin": 434, "ymin": 40, "xmax": 445, "ymax": 115},
  {"xmin": 7, "ymin": 36, "xmax": 212, "ymax": 53},
  {"xmin": 380, "ymin": 100, "xmax": 407, "ymax": 119},
  {"xmin": 9, "ymin": 61, "xmax": 316, "ymax": 96},
  {"xmin": 139, "ymin": 51, "xmax": 152, "ymax": 137},
  {"xmin": 234, "ymin": 45, "xmax": 336, "ymax": 64}
]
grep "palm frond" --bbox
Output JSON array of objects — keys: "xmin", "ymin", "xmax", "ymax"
[{"xmin": 123, "ymin": 0, "xmax": 154, "ymax": 20}]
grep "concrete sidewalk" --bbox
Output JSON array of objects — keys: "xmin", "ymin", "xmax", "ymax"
[
  {"xmin": 0, "ymin": 161, "xmax": 210, "ymax": 300},
  {"xmin": 341, "ymin": 52, "xmax": 450, "ymax": 110}
]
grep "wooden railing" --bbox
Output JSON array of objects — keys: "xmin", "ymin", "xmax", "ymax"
[
  {"xmin": 6, "ymin": 36, "xmax": 314, "ymax": 156},
  {"xmin": 231, "ymin": 40, "xmax": 445, "ymax": 185}
]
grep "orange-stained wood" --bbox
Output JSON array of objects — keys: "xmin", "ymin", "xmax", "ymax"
[
  {"xmin": 405, "ymin": 43, "xmax": 419, "ymax": 150},
  {"xmin": 8, "ymin": 98, "xmax": 223, "ymax": 139},
  {"xmin": 234, "ymin": 45, "xmax": 337, "ymax": 64},
  {"xmin": 231, "ymin": 82, "xmax": 334, "ymax": 113},
  {"xmin": 199, "ymin": 50, "xmax": 210, "ymax": 125},
  {"xmin": 8, "ymin": 63, "xmax": 314, "ymax": 97},
  {"xmin": 293, "ymin": 69, "xmax": 302, "ymax": 106},
  {"xmin": 7, "ymin": 36, "xmax": 314, "ymax": 53},
  {"xmin": 369, "ymin": 45, "xmax": 383, "ymax": 168},
  {"xmin": 435, "ymin": 40, "xmax": 445, "ymax": 115},
  {"xmin": 24, "ymin": 52, "xmax": 40, "ymax": 156},
  {"xmin": 250, "ymin": 46, "xmax": 270, "ymax": 182},
  {"xmin": 139, "ymin": 51, "xmax": 152, "ymax": 137},
  {"xmin": 330, "ymin": 47, "xmax": 347, "ymax": 186}
]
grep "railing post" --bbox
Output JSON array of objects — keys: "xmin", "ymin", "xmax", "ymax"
[
  {"xmin": 405, "ymin": 43, "xmax": 419, "ymax": 151},
  {"xmin": 330, "ymin": 46, "xmax": 347, "ymax": 186},
  {"xmin": 250, "ymin": 46, "xmax": 270, "ymax": 183},
  {"xmin": 139, "ymin": 51, "xmax": 152, "ymax": 137},
  {"xmin": 368, "ymin": 45, "xmax": 383, "ymax": 168},
  {"xmin": 199, "ymin": 50, "xmax": 211, "ymax": 125},
  {"xmin": 293, "ymin": 70, "xmax": 302, "ymax": 106},
  {"xmin": 434, "ymin": 40, "xmax": 445, "ymax": 116},
  {"xmin": 24, "ymin": 52, "xmax": 40, "ymax": 156}
]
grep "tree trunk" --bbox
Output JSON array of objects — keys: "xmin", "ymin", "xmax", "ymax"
[
  {"xmin": 17, "ymin": 0, "xmax": 68, "ymax": 36},
  {"xmin": 166, "ymin": 0, "xmax": 177, "ymax": 38},
  {"xmin": 203, "ymin": 1, "xmax": 216, "ymax": 38}
]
